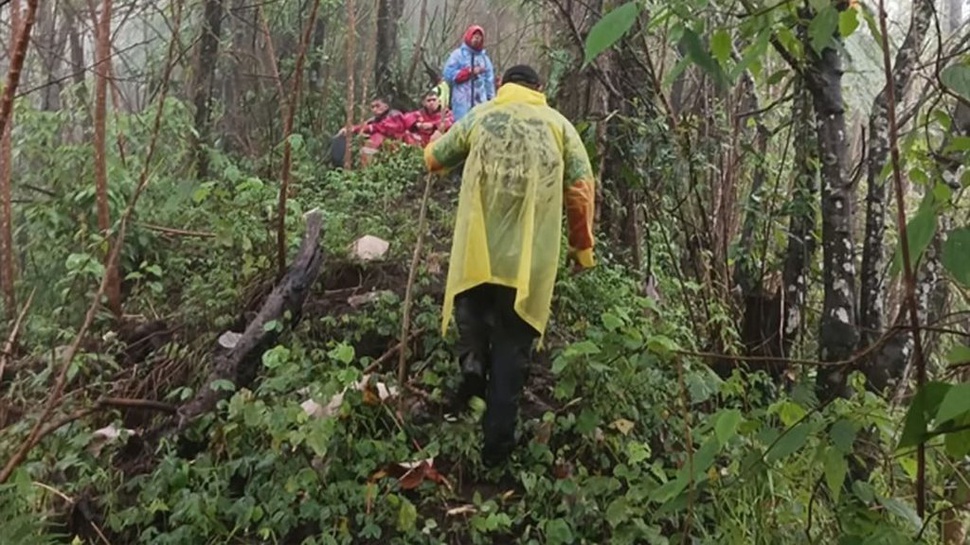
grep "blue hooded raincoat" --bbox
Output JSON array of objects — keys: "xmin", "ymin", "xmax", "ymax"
[{"xmin": 443, "ymin": 25, "xmax": 495, "ymax": 121}]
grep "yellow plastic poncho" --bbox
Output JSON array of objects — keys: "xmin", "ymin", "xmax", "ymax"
[{"xmin": 424, "ymin": 83, "xmax": 596, "ymax": 338}]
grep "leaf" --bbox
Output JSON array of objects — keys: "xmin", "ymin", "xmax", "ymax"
[
  {"xmin": 945, "ymin": 345, "xmax": 970, "ymax": 366},
  {"xmin": 263, "ymin": 319, "xmax": 281, "ymax": 332},
  {"xmin": 808, "ymin": 5, "xmax": 839, "ymax": 54},
  {"xmin": 765, "ymin": 423, "xmax": 811, "ymax": 463},
  {"xmin": 610, "ymin": 418, "xmax": 635, "ymax": 436},
  {"xmin": 605, "ymin": 497, "xmax": 631, "ymax": 528},
  {"xmin": 650, "ymin": 473, "xmax": 689, "ymax": 504},
  {"xmin": 583, "ymin": 2, "xmax": 641, "ymax": 65},
  {"xmin": 397, "ymin": 498, "xmax": 417, "ymax": 532},
  {"xmin": 776, "ymin": 400, "xmax": 806, "ymax": 427},
  {"xmin": 829, "ymin": 419, "xmax": 857, "ymax": 454},
  {"xmin": 544, "ymin": 518, "xmax": 575, "ymax": 545},
  {"xmin": 715, "ymin": 409, "xmax": 742, "ymax": 445},
  {"xmin": 646, "ymin": 334, "xmax": 679, "ymax": 357},
  {"xmin": 329, "ymin": 343, "xmax": 355, "ymax": 364},
  {"xmin": 730, "ymin": 31, "xmax": 769, "ymax": 81},
  {"xmin": 565, "ymin": 340, "xmax": 601, "ymax": 357},
  {"xmin": 601, "ymin": 312, "xmax": 624, "ymax": 331},
  {"xmin": 941, "ymin": 64, "xmax": 970, "ymax": 102},
  {"xmin": 898, "ymin": 381, "xmax": 952, "ymax": 449},
  {"xmin": 823, "ymin": 447, "xmax": 848, "ymax": 502},
  {"xmin": 890, "ymin": 193, "xmax": 937, "ymax": 278},
  {"xmin": 878, "ymin": 496, "xmax": 922, "ymax": 529},
  {"xmin": 210, "ymin": 379, "xmax": 236, "ymax": 392},
  {"xmin": 860, "ymin": 5, "xmax": 883, "ymax": 44},
  {"xmin": 944, "ymin": 413, "xmax": 970, "ymax": 458},
  {"xmin": 942, "ymin": 227, "xmax": 970, "ymax": 288},
  {"xmin": 711, "ymin": 29, "xmax": 732, "ymax": 64},
  {"xmin": 838, "ymin": 8, "xmax": 860, "ymax": 37},
  {"xmin": 935, "ymin": 383, "xmax": 970, "ymax": 424},
  {"xmin": 681, "ymin": 27, "xmax": 727, "ymax": 87},
  {"xmin": 287, "ymin": 133, "xmax": 305, "ymax": 153}
]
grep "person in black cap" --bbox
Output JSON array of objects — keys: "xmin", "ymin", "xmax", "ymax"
[{"xmin": 422, "ymin": 64, "xmax": 597, "ymax": 466}]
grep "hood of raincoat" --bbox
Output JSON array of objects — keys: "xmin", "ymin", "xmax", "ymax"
[{"xmin": 462, "ymin": 25, "xmax": 485, "ymax": 50}]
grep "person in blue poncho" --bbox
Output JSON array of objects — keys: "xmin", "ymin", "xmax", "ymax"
[{"xmin": 442, "ymin": 24, "xmax": 495, "ymax": 121}]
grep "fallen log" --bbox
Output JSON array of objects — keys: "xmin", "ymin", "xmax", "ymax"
[{"xmin": 177, "ymin": 209, "xmax": 324, "ymax": 431}]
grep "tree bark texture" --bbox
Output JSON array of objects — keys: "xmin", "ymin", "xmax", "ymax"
[
  {"xmin": 94, "ymin": 0, "xmax": 122, "ymax": 317},
  {"xmin": 374, "ymin": 0, "xmax": 403, "ymax": 99},
  {"xmin": 193, "ymin": 0, "xmax": 224, "ymax": 180},
  {"xmin": 807, "ymin": 34, "xmax": 857, "ymax": 401},
  {"xmin": 0, "ymin": 0, "xmax": 22, "ymax": 317},
  {"xmin": 858, "ymin": 0, "xmax": 935, "ymax": 352},
  {"xmin": 343, "ymin": 0, "xmax": 357, "ymax": 169},
  {"xmin": 780, "ymin": 82, "xmax": 819, "ymax": 358}
]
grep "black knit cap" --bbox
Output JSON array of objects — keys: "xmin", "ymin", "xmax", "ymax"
[{"xmin": 502, "ymin": 64, "xmax": 541, "ymax": 88}]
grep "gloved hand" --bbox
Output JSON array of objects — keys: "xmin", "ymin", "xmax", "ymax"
[{"xmin": 567, "ymin": 247, "xmax": 594, "ymax": 274}]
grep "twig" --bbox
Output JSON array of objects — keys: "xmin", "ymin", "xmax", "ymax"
[
  {"xmin": 0, "ymin": 287, "xmax": 34, "ymax": 384},
  {"xmin": 676, "ymin": 319, "xmax": 899, "ymax": 367},
  {"xmin": 0, "ymin": 0, "xmax": 185, "ymax": 485},
  {"xmin": 363, "ymin": 327, "xmax": 426, "ymax": 374},
  {"xmin": 99, "ymin": 397, "xmax": 178, "ymax": 414},
  {"xmin": 136, "ymin": 222, "xmax": 215, "ymax": 238},
  {"xmin": 877, "ymin": 0, "xmax": 928, "ymax": 517},
  {"xmin": 676, "ymin": 350, "xmax": 694, "ymax": 543},
  {"xmin": 398, "ymin": 174, "xmax": 434, "ymax": 410}
]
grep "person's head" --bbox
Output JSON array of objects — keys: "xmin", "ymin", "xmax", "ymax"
[
  {"xmin": 369, "ymin": 96, "xmax": 391, "ymax": 116},
  {"xmin": 501, "ymin": 65, "xmax": 542, "ymax": 91},
  {"xmin": 463, "ymin": 25, "xmax": 484, "ymax": 50},
  {"xmin": 422, "ymin": 91, "xmax": 441, "ymax": 113}
]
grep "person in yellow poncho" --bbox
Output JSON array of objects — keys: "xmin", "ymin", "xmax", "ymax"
[{"xmin": 423, "ymin": 65, "xmax": 596, "ymax": 465}]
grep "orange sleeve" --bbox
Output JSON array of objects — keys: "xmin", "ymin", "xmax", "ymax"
[{"xmin": 565, "ymin": 179, "xmax": 595, "ymax": 267}]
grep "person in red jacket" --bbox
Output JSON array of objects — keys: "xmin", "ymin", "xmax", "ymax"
[
  {"xmin": 404, "ymin": 91, "xmax": 454, "ymax": 148},
  {"xmin": 340, "ymin": 96, "xmax": 408, "ymax": 166}
]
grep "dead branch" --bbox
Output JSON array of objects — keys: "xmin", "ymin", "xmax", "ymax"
[
  {"xmin": 0, "ymin": 288, "xmax": 35, "ymax": 385},
  {"xmin": 363, "ymin": 327, "xmax": 426, "ymax": 374},
  {"xmin": 136, "ymin": 222, "xmax": 216, "ymax": 238},
  {"xmin": 177, "ymin": 209, "xmax": 324, "ymax": 430},
  {"xmin": 99, "ymin": 397, "xmax": 178, "ymax": 414},
  {"xmin": 398, "ymin": 175, "xmax": 434, "ymax": 409}
]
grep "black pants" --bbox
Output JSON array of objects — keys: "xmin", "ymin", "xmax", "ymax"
[{"xmin": 454, "ymin": 284, "xmax": 538, "ymax": 465}]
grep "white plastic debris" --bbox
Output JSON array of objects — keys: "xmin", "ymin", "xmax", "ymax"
[
  {"xmin": 301, "ymin": 374, "xmax": 398, "ymax": 420},
  {"xmin": 218, "ymin": 331, "xmax": 243, "ymax": 349},
  {"xmin": 87, "ymin": 425, "xmax": 137, "ymax": 456},
  {"xmin": 349, "ymin": 235, "xmax": 390, "ymax": 261},
  {"xmin": 347, "ymin": 290, "xmax": 391, "ymax": 308}
]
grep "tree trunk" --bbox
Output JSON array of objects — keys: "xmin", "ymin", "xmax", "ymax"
[
  {"xmin": 275, "ymin": 0, "xmax": 320, "ymax": 277},
  {"xmin": 36, "ymin": 0, "xmax": 63, "ymax": 112},
  {"xmin": 343, "ymin": 0, "xmax": 357, "ymax": 169},
  {"xmin": 374, "ymin": 0, "xmax": 403, "ymax": 99},
  {"xmin": 94, "ymin": 0, "xmax": 122, "ymax": 318},
  {"xmin": 807, "ymin": 19, "xmax": 857, "ymax": 401},
  {"xmin": 65, "ymin": 3, "xmax": 88, "ymax": 110},
  {"xmin": 858, "ymin": 0, "xmax": 935, "ymax": 360},
  {"xmin": 780, "ymin": 81, "xmax": 819, "ymax": 358},
  {"xmin": 0, "ymin": 0, "xmax": 21, "ymax": 317},
  {"xmin": 405, "ymin": 0, "xmax": 429, "ymax": 91},
  {"xmin": 734, "ymin": 69, "xmax": 770, "ymax": 297},
  {"xmin": 193, "ymin": 0, "xmax": 224, "ymax": 180}
]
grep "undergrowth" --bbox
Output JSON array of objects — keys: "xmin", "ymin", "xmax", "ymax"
[{"xmin": 0, "ymin": 99, "xmax": 940, "ymax": 545}]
